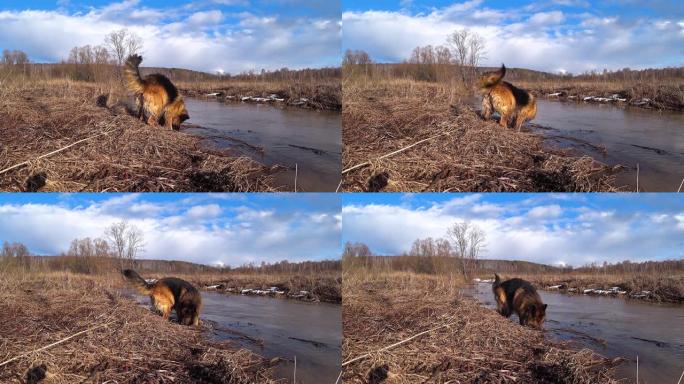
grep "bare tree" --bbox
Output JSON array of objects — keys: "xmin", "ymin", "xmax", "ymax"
[
  {"xmin": 447, "ymin": 28, "xmax": 487, "ymax": 83},
  {"xmin": 446, "ymin": 221, "xmax": 486, "ymax": 279},
  {"xmin": 105, "ymin": 220, "xmax": 145, "ymax": 269},
  {"xmin": 105, "ymin": 29, "xmax": 143, "ymax": 66}
]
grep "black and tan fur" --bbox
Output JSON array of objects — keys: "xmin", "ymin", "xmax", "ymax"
[
  {"xmin": 478, "ymin": 64, "xmax": 537, "ymax": 131},
  {"xmin": 492, "ymin": 273, "xmax": 547, "ymax": 328},
  {"xmin": 124, "ymin": 54, "xmax": 189, "ymax": 130},
  {"xmin": 123, "ymin": 269, "xmax": 202, "ymax": 326}
]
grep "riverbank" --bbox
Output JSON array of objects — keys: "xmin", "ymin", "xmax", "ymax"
[
  {"xmin": 0, "ymin": 79, "xmax": 280, "ymax": 192},
  {"xmin": 182, "ymin": 272, "xmax": 342, "ymax": 304},
  {"xmin": 342, "ymin": 271, "xmax": 620, "ymax": 383},
  {"xmin": 519, "ymin": 81, "xmax": 684, "ymax": 111},
  {"xmin": 0, "ymin": 272, "xmax": 277, "ymax": 383},
  {"xmin": 341, "ymin": 77, "xmax": 619, "ymax": 192},
  {"xmin": 179, "ymin": 78, "xmax": 341, "ymax": 111},
  {"xmin": 515, "ymin": 272, "xmax": 684, "ymax": 304}
]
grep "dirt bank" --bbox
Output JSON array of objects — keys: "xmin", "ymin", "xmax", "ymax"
[
  {"xmin": 341, "ymin": 78, "xmax": 619, "ymax": 192},
  {"xmin": 0, "ymin": 272, "xmax": 276, "ymax": 384},
  {"xmin": 0, "ymin": 79, "xmax": 279, "ymax": 192},
  {"xmin": 342, "ymin": 273, "xmax": 621, "ymax": 383}
]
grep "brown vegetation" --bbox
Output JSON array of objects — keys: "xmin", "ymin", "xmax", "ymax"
[
  {"xmin": 479, "ymin": 259, "xmax": 684, "ymax": 303},
  {"xmin": 517, "ymin": 271, "xmax": 684, "ymax": 304},
  {"xmin": 342, "ymin": 269, "xmax": 620, "ymax": 383},
  {"xmin": 341, "ymin": 75, "xmax": 618, "ymax": 192},
  {"xmin": 0, "ymin": 78, "xmax": 278, "ymax": 192},
  {"xmin": 511, "ymin": 67, "xmax": 684, "ymax": 111},
  {"xmin": 0, "ymin": 271, "xmax": 276, "ymax": 384},
  {"xmin": 178, "ymin": 68, "xmax": 341, "ymax": 111}
]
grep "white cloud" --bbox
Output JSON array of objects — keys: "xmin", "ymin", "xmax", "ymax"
[
  {"xmin": 187, "ymin": 10, "xmax": 223, "ymax": 25},
  {"xmin": 186, "ymin": 204, "xmax": 221, "ymax": 219},
  {"xmin": 527, "ymin": 204, "xmax": 562, "ymax": 219},
  {"xmin": 342, "ymin": 3, "xmax": 684, "ymax": 72},
  {"xmin": 528, "ymin": 11, "xmax": 565, "ymax": 26},
  {"xmin": 0, "ymin": 196, "xmax": 340, "ymax": 266},
  {"xmin": 342, "ymin": 197, "xmax": 684, "ymax": 267},
  {"xmin": 0, "ymin": 2, "xmax": 340, "ymax": 73}
]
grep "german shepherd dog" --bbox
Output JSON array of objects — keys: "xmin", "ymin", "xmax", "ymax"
[
  {"xmin": 478, "ymin": 64, "xmax": 537, "ymax": 131},
  {"xmin": 492, "ymin": 273, "xmax": 547, "ymax": 328},
  {"xmin": 124, "ymin": 54, "xmax": 189, "ymax": 130},
  {"xmin": 123, "ymin": 269, "xmax": 202, "ymax": 326}
]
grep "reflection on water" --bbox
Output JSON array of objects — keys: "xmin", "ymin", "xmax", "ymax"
[
  {"xmin": 531, "ymin": 99, "xmax": 684, "ymax": 192},
  {"xmin": 465, "ymin": 282, "xmax": 684, "ymax": 383},
  {"xmin": 183, "ymin": 98, "xmax": 341, "ymax": 192}
]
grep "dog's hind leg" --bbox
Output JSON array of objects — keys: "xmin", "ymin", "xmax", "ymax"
[
  {"xmin": 481, "ymin": 95, "xmax": 493, "ymax": 121},
  {"xmin": 499, "ymin": 112, "xmax": 511, "ymax": 129}
]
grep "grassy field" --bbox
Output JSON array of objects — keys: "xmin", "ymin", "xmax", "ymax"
[
  {"xmin": 341, "ymin": 76, "xmax": 618, "ymax": 192},
  {"xmin": 0, "ymin": 271, "xmax": 277, "ymax": 384},
  {"xmin": 342, "ymin": 269, "xmax": 620, "ymax": 383}
]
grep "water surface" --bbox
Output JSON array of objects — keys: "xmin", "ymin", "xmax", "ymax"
[
  {"xmin": 183, "ymin": 99, "xmax": 341, "ymax": 192},
  {"xmin": 531, "ymin": 99, "xmax": 684, "ymax": 191}
]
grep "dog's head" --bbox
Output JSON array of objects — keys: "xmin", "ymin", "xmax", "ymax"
[
  {"xmin": 525, "ymin": 303, "xmax": 547, "ymax": 329},
  {"xmin": 166, "ymin": 98, "xmax": 190, "ymax": 131},
  {"xmin": 177, "ymin": 293, "xmax": 202, "ymax": 326}
]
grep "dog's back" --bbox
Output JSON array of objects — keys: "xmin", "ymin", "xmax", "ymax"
[
  {"xmin": 123, "ymin": 54, "xmax": 189, "ymax": 130},
  {"xmin": 492, "ymin": 274, "xmax": 546, "ymax": 328},
  {"xmin": 122, "ymin": 269, "xmax": 202, "ymax": 326},
  {"xmin": 479, "ymin": 64, "xmax": 537, "ymax": 130}
]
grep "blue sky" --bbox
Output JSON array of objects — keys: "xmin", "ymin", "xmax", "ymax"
[
  {"xmin": 342, "ymin": 193, "xmax": 684, "ymax": 267},
  {"xmin": 342, "ymin": 0, "xmax": 684, "ymax": 73},
  {"xmin": 0, "ymin": 0, "xmax": 340, "ymax": 73},
  {"xmin": 0, "ymin": 193, "xmax": 341, "ymax": 266}
]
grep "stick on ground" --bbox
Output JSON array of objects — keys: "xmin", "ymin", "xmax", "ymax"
[
  {"xmin": 0, "ymin": 128, "xmax": 120, "ymax": 175},
  {"xmin": 341, "ymin": 319, "xmax": 460, "ymax": 367},
  {"xmin": 0, "ymin": 321, "xmax": 113, "ymax": 368}
]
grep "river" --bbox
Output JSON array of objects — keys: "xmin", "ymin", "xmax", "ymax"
[{"xmin": 182, "ymin": 98, "xmax": 341, "ymax": 192}]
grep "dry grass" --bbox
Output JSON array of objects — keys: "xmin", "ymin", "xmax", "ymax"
[
  {"xmin": 342, "ymin": 270, "xmax": 620, "ymax": 384},
  {"xmin": 179, "ymin": 78, "xmax": 341, "ymax": 111},
  {"xmin": 515, "ymin": 272, "xmax": 684, "ymax": 303},
  {"xmin": 0, "ymin": 271, "xmax": 277, "ymax": 384},
  {"xmin": 0, "ymin": 78, "xmax": 279, "ymax": 192},
  {"xmin": 519, "ymin": 79, "xmax": 684, "ymax": 110},
  {"xmin": 341, "ymin": 77, "xmax": 618, "ymax": 192}
]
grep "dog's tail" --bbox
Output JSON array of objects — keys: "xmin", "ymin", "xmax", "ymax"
[
  {"xmin": 122, "ymin": 269, "xmax": 152, "ymax": 295},
  {"xmin": 124, "ymin": 54, "xmax": 145, "ymax": 94},
  {"xmin": 480, "ymin": 64, "xmax": 506, "ymax": 89},
  {"xmin": 493, "ymin": 273, "xmax": 502, "ymax": 287}
]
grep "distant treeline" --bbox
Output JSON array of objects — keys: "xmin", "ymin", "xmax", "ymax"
[
  {"xmin": 0, "ymin": 251, "xmax": 340, "ymax": 276},
  {"xmin": 344, "ymin": 62, "xmax": 684, "ymax": 84},
  {"xmin": 342, "ymin": 240, "xmax": 684, "ymax": 277},
  {"xmin": 343, "ymin": 254, "xmax": 562, "ymax": 276},
  {"xmin": 1, "ymin": 61, "xmax": 340, "ymax": 83}
]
